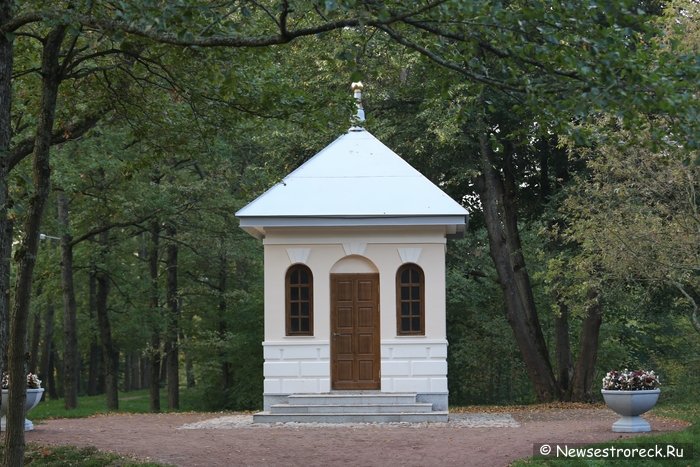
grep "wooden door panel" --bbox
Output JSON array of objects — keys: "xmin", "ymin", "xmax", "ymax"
[
  {"xmin": 357, "ymin": 280, "xmax": 373, "ymax": 300},
  {"xmin": 336, "ymin": 360, "xmax": 353, "ymax": 383},
  {"xmin": 331, "ymin": 273, "xmax": 380, "ymax": 390},
  {"xmin": 338, "ymin": 306, "xmax": 353, "ymax": 328},
  {"xmin": 358, "ymin": 360, "xmax": 373, "ymax": 380},
  {"xmin": 358, "ymin": 306, "xmax": 373, "ymax": 327},
  {"xmin": 357, "ymin": 333, "xmax": 373, "ymax": 354},
  {"xmin": 336, "ymin": 335, "xmax": 352, "ymax": 353},
  {"xmin": 337, "ymin": 280, "xmax": 352, "ymax": 300}
]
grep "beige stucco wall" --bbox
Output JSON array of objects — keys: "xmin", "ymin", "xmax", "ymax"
[{"xmin": 262, "ymin": 227, "xmax": 447, "ymax": 342}]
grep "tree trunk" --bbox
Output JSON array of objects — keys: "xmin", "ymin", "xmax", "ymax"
[
  {"xmin": 165, "ymin": 224, "xmax": 179, "ymax": 409},
  {"xmin": 159, "ymin": 354, "xmax": 167, "ymax": 385},
  {"xmin": 569, "ymin": 294, "xmax": 603, "ymax": 401},
  {"xmin": 540, "ymin": 136, "xmax": 574, "ymax": 395},
  {"xmin": 39, "ymin": 300, "xmax": 55, "ymax": 400},
  {"xmin": 554, "ymin": 301, "xmax": 573, "ymax": 394},
  {"xmin": 0, "ymin": 0, "xmax": 14, "ymax": 396},
  {"xmin": 3, "ymin": 25, "xmax": 65, "ymax": 466},
  {"xmin": 150, "ymin": 332, "xmax": 161, "ymax": 412},
  {"xmin": 184, "ymin": 343, "xmax": 195, "ymax": 388},
  {"xmin": 87, "ymin": 343, "xmax": 101, "ymax": 395},
  {"xmin": 58, "ymin": 191, "xmax": 79, "ymax": 409},
  {"xmin": 28, "ymin": 308, "xmax": 41, "ymax": 374},
  {"xmin": 0, "ymin": 219, "xmax": 10, "ymax": 376},
  {"xmin": 129, "ymin": 353, "xmax": 139, "ymax": 391},
  {"xmin": 123, "ymin": 353, "xmax": 131, "ymax": 391},
  {"xmin": 87, "ymin": 268, "xmax": 100, "ymax": 396},
  {"xmin": 96, "ymin": 230, "xmax": 118, "ymax": 410},
  {"xmin": 476, "ymin": 130, "xmax": 559, "ymax": 402},
  {"xmin": 218, "ymin": 252, "xmax": 231, "ymax": 390},
  {"xmin": 131, "ymin": 353, "xmax": 141, "ymax": 390},
  {"xmin": 148, "ymin": 220, "xmax": 161, "ymax": 412},
  {"xmin": 47, "ymin": 348, "xmax": 58, "ymax": 400},
  {"xmin": 141, "ymin": 355, "xmax": 151, "ymax": 390}
]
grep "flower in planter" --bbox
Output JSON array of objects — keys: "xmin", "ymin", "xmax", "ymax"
[
  {"xmin": 27, "ymin": 373, "xmax": 42, "ymax": 389},
  {"xmin": 1, "ymin": 372, "xmax": 43, "ymax": 390},
  {"xmin": 602, "ymin": 369, "xmax": 660, "ymax": 391}
]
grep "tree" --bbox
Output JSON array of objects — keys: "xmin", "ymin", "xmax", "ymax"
[
  {"xmin": 366, "ymin": 0, "xmax": 698, "ymax": 401},
  {"xmin": 164, "ymin": 221, "xmax": 179, "ymax": 409},
  {"xmin": 1, "ymin": 2, "xmax": 444, "ymax": 462},
  {"xmin": 562, "ymin": 124, "xmax": 699, "ymax": 333},
  {"xmin": 57, "ymin": 190, "xmax": 78, "ymax": 409},
  {"xmin": 3, "ymin": 23, "xmax": 65, "ymax": 466},
  {"xmin": 0, "ymin": 0, "xmax": 11, "ymax": 396}
]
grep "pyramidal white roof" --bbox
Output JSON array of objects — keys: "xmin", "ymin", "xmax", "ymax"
[{"xmin": 236, "ymin": 128, "xmax": 469, "ymax": 239}]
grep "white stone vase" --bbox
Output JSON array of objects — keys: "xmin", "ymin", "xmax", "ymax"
[
  {"xmin": 0, "ymin": 388, "xmax": 45, "ymax": 431},
  {"xmin": 601, "ymin": 388, "xmax": 660, "ymax": 432}
]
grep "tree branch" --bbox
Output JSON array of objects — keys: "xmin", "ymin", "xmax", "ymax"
[
  {"xmin": 69, "ymin": 211, "xmax": 162, "ymax": 247},
  {"xmin": 402, "ymin": 18, "xmax": 583, "ymax": 82},
  {"xmin": 185, "ymin": 270, "xmax": 222, "ymax": 292},
  {"xmin": 279, "ymin": 0, "xmax": 290, "ymax": 37},
  {"xmin": 9, "ymin": 110, "xmax": 104, "ymax": 170},
  {"xmin": 377, "ymin": 24, "xmax": 523, "ymax": 92},
  {"xmin": 7, "ymin": 2, "xmax": 446, "ymax": 48},
  {"xmin": 0, "ymin": 12, "xmax": 42, "ymax": 33},
  {"xmin": 673, "ymin": 282, "xmax": 700, "ymax": 334}
]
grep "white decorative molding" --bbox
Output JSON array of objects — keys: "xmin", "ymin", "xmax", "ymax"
[
  {"xmin": 286, "ymin": 247, "xmax": 311, "ymax": 264},
  {"xmin": 342, "ymin": 241, "xmax": 367, "ymax": 256},
  {"xmin": 398, "ymin": 247, "xmax": 422, "ymax": 263}
]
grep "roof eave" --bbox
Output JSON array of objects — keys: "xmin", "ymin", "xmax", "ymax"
[{"xmin": 237, "ymin": 214, "xmax": 469, "ymax": 240}]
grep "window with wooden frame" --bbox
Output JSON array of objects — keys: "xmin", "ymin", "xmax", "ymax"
[
  {"xmin": 396, "ymin": 263, "xmax": 425, "ymax": 335},
  {"xmin": 286, "ymin": 264, "xmax": 313, "ymax": 336}
]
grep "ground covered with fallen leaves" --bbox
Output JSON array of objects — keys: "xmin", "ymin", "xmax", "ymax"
[{"xmin": 26, "ymin": 405, "xmax": 688, "ymax": 466}]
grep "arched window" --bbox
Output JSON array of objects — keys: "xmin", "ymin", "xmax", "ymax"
[
  {"xmin": 396, "ymin": 263, "xmax": 425, "ymax": 335},
  {"xmin": 286, "ymin": 264, "xmax": 313, "ymax": 336}
]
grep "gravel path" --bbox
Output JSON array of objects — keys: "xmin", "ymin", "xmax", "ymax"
[
  {"xmin": 26, "ymin": 408, "xmax": 688, "ymax": 467},
  {"xmin": 178, "ymin": 413, "xmax": 520, "ymax": 429}
]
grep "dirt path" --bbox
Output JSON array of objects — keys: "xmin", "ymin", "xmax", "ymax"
[{"xmin": 26, "ymin": 408, "xmax": 688, "ymax": 467}]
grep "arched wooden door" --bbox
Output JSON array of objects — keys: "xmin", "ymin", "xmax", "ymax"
[{"xmin": 330, "ymin": 273, "xmax": 380, "ymax": 390}]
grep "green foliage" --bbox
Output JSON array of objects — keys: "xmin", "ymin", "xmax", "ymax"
[
  {"xmin": 562, "ymin": 126, "xmax": 698, "ymax": 290},
  {"xmin": 446, "ymin": 232, "xmax": 535, "ymax": 405},
  {"xmin": 595, "ymin": 286, "xmax": 700, "ymax": 403},
  {"xmin": 184, "ymin": 278, "xmax": 264, "ymax": 411},
  {"xmin": 8, "ymin": 0, "xmax": 699, "ymax": 414}
]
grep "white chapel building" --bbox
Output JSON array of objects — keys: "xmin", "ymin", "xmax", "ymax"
[{"xmin": 236, "ymin": 84, "xmax": 469, "ymax": 422}]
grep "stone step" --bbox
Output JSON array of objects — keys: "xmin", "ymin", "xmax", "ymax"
[
  {"xmin": 270, "ymin": 402, "xmax": 434, "ymax": 414},
  {"xmin": 287, "ymin": 393, "xmax": 417, "ymax": 406},
  {"xmin": 253, "ymin": 411, "xmax": 449, "ymax": 424}
]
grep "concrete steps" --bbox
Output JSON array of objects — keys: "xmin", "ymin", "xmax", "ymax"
[
  {"xmin": 253, "ymin": 392, "xmax": 448, "ymax": 423},
  {"xmin": 287, "ymin": 393, "xmax": 418, "ymax": 405},
  {"xmin": 271, "ymin": 402, "xmax": 435, "ymax": 414}
]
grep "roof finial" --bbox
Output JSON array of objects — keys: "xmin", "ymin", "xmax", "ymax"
[{"xmin": 350, "ymin": 81, "xmax": 365, "ymax": 131}]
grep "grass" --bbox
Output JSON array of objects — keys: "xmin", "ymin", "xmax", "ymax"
[
  {"xmin": 513, "ymin": 401, "xmax": 700, "ymax": 466},
  {"xmin": 30, "ymin": 388, "xmax": 201, "ymax": 421},
  {"xmin": 0, "ymin": 444, "xmax": 169, "ymax": 466}
]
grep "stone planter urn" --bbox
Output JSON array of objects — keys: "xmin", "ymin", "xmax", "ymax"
[
  {"xmin": 0, "ymin": 388, "xmax": 45, "ymax": 431},
  {"xmin": 601, "ymin": 389, "xmax": 660, "ymax": 432}
]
